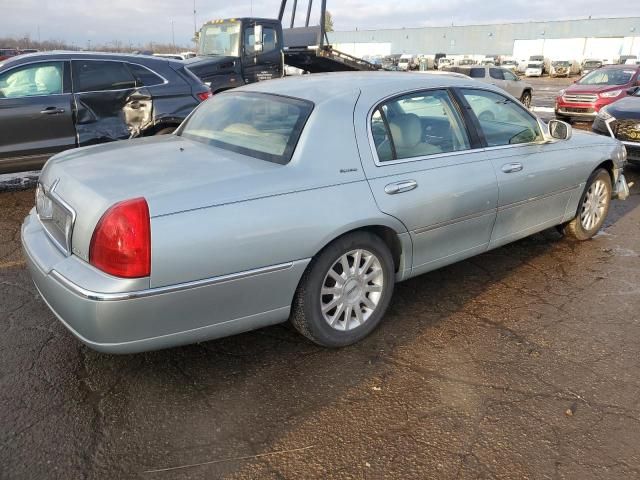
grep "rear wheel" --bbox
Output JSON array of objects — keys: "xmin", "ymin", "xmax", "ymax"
[
  {"xmin": 561, "ymin": 168, "xmax": 612, "ymax": 240},
  {"xmin": 290, "ymin": 232, "xmax": 395, "ymax": 347}
]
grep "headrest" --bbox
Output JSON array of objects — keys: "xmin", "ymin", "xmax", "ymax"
[{"xmin": 388, "ymin": 113, "xmax": 422, "ymax": 149}]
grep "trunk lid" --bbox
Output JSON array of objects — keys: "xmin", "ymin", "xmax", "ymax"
[{"xmin": 39, "ymin": 135, "xmax": 302, "ymax": 261}]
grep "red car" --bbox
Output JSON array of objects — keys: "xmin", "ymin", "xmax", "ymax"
[{"xmin": 555, "ymin": 65, "xmax": 640, "ymax": 122}]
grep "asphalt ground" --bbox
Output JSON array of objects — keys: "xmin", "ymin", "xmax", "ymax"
[{"xmin": 2, "ymin": 75, "xmax": 640, "ymax": 479}]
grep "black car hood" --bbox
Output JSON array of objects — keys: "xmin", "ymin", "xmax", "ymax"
[
  {"xmin": 184, "ymin": 55, "xmax": 238, "ymax": 77},
  {"xmin": 607, "ymin": 96, "xmax": 640, "ymax": 120}
]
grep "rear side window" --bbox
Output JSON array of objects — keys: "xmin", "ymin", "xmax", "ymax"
[
  {"xmin": 72, "ymin": 60, "xmax": 136, "ymax": 92},
  {"xmin": 180, "ymin": 92, "xmax": 313, "ymax": 164},
  {"xmin": 469, "ymin": 68, "xmax": 485, "ymax": 78},
  {"xmin": 489, "ymin": 68, "xmax": 504, "ymax": 80},
  {"xmin": 461, "ymin": 89, "xmax": 542, "ymax": 147},
  {"xmin": 127, "ymin": 63, "xmax": 164, "ymax": 87},
  {"xmin": 371, "ymin": 89, "xmax": 470, "ymax": 162}
]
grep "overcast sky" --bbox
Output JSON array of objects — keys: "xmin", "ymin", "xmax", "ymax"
[{"xmin": 2, "ymin": 0, "xmax": 639, "ymax": 47}]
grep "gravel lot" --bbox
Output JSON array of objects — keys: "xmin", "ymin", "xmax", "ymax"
[{"xmin": 2, "ymin": 76, "xmax": 640, "ymax": 479}]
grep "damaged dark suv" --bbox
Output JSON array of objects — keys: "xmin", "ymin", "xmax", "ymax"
[{"xmin": 0, "ymin": 52, "xmax": 212, "ymax": 174}]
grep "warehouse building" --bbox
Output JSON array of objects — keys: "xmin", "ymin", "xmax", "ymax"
[{"xmin": 327, "ymin": 17, "xmax": 640, "ymax": 62}]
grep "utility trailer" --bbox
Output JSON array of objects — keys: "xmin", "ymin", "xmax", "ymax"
[{"xmin": 185, "ymin": 0, "xmax": 378, "ymax": 93}]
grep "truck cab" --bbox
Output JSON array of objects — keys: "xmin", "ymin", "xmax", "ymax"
[{"xmin": 185, "ymin": 18, "xmax": 284, "ymax": 93}]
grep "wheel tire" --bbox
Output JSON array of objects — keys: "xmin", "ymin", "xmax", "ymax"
[
  {"xmin": 520, "ymin": 91, "xmax": 532, "ymax": 109},
  {"xmin": 154, "ymin": 127, "xmax": 177, "ymax": 136},
  {"xmin": 561, "ymin": 168, "xmax": 612, "ymax": 241},
  {"xmin": 290, "ymin": 231, "xmax": 395, "ymax": 347}
]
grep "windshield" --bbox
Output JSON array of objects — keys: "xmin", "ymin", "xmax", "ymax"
[
  {"xmin": 553, "ymin": 61, "xmax": 570, "ymax": 67},
  {"xmin": 584, "ymin": 61, "xmax": 601, "ymax": 68},
  {"xmin": 180, "ymin": 92, "xmax": 314, "ymax": 164},
  {"xmin": 578, "ymin": 69, "xmax": 635, "ymax": 86},
  {"xmin": 198, "ymin": 21, "xmax": 241, "ymax": 56},
  {"xmin": 503, "ymin": 61, "xmax": 516, "ymax": 66},
  {"xmin": 527, "ymin": 64, "xmax": 541, "ymax": 69}
]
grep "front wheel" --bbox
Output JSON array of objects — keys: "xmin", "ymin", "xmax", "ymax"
[
  {"xmin": 561, "ymin": 168, "xmax": 612, "ymax": 241},
  {"xmin": 290, "ymin": 232, "xmax": 395, "ymax": 347},
  {"xmin": 520, "ymin": 91, "xmax": 532, "ymax": 109}
]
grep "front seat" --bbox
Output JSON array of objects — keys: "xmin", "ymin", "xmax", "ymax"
[
  {"xmin": 388, "ymin": 113, "xmax": 442, "ymax": 159},
  {"xmin": 34, "ymin": 66, "xmax": 62, "ymax": 95}
]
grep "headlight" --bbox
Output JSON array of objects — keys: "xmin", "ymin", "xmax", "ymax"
[
  {"xmin": 599, "ymin": 90, "xmax": 622, "ymax": 98},
  {"xmin": 596, "ymin": 108, "xmax": 614, "ymax": 121}
]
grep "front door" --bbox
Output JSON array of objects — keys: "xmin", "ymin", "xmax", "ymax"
[
  {"xmin": 456, "ymin": 88, "xmax": 580, "ymax": 248},
  {"xmin": 0, "ymin": 61, "xmax": 75, "ymax": 172},
  {"xmin": 242, "ymin": 23, "xmax": 283, "ymax": 83},
  {"xmin": 356, "ymin": 88, "xmax": 499, "ymax": 277}
]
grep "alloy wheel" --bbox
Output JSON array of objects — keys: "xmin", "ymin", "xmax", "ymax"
[
  {"xmin": 580, "ymin": 179, "xmax": 608, "ymax": 231},
  {"xmin": 320, "ymin": 249, "xmax": 384, "ymax": 331}
]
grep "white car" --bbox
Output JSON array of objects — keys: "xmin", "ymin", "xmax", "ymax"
[{"xmin": 525, "ymin": 63, "xmax": 543, "ymax": 77}]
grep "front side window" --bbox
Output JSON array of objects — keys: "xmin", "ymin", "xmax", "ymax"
[
  {"xmin": 371, "ymin": 89, "xmax": 470, "ymax": 162},
  {"xmin": 244, "ymin": 26, "xmax": 278, "ymax": 56},
  {"xmin": 502, "ymin": 69, "xmax": 518, "ymax": 81},
  {"xmin": 72, "ymin": 60, "xmax": 136, "ymax": 92},
  {"xmin": 461, "ymin": 89, "xmax": 542, "ymax": 147},
  {"xmin": 180, "ymin": 92, "xmax": 313, "ymax": 164},
  {"xmin": 0, "ymin": 62, "xmax": 63, "ymax": 98}
]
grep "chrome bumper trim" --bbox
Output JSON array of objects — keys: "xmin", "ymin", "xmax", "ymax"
[{"xmin": 50, "ymin": 261, "xmax": 296, "ymax": 302}]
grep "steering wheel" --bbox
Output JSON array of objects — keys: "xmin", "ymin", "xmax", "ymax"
[{"xmin": 478, "ymin": 110, "xmax": 495, "ymax": 122}]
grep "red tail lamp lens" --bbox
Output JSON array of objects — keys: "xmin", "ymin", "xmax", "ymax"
[{"xmin": 89, "ymin": 198, "xmax": 151, "ymax": 278}]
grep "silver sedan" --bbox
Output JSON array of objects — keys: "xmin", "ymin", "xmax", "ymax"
[{"xmin": 22, "ymin": 72, "xmax": 630, "ymax": 354}]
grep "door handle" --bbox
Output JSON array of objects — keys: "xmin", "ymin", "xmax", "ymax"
[
  {"xmin": 501, "ymin": 162, "xmax": 523, "ymax": 173},
  {"xmin": 384, "ymin": 180, "xmax": 418, "ymax": 195},
  {"xmin": 40, "ymin": 107, "xmax": 65, "ymax": 115}
]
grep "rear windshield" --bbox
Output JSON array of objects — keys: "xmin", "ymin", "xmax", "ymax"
[
  {"xmin": 578, "ymin": 69, "xmax": 636, "ymax": 86},
  {"xmin": 180, "ymin": 92, "xmax": 314, "ymax": 164},
  {"xmin": 469, "ymin": 68, "xmax": 485, "ymax": 78}
]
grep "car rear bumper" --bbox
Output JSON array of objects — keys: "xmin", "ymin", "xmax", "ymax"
[{"xmin": 22, "ymin": 211, "xmax": 307, "ymax": 354}]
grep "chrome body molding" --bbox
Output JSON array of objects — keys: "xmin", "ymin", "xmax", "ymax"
[{"xmin": 51, "ymin": 261, "xmax": 297, "ymax": 302}]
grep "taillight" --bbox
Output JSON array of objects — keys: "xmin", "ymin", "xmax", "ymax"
[
  {"xmin": 196, "ymin": 90, "xmax": 213, "ymax": 102},
  {"xmin": 89, "ymin": 198, "xmax": 151, "ymax": 278}
]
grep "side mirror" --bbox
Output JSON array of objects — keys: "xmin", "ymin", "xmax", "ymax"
[
  {"xmin": 254, "ymin": 25, "xmax": 263, "ymax": 54},
  {"xmin": 548, "ymin": 119, "xmax": 572, "ymax": 140}
]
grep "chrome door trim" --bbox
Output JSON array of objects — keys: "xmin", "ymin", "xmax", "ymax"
[
  {"xmin": 413, "ymin": 208, "xmax": 497, "ymax": 235},
  {"xmin": 497, "ymin": 184, "xmax": 579, "ymax": 211},
  {"xmin": 50, "ymin": 260, "xmax": 298, "ymax": 302}
]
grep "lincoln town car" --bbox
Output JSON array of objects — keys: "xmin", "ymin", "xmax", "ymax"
[{"xmin": 22, "ymin": 72, "xmax": 630, "ymax": 353}]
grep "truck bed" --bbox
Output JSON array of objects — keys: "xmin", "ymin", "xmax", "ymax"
[{"xmin": 283, "ymin": 26, "xmax": 378, "ymax": 73}]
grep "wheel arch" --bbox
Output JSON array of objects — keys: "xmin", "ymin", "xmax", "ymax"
[{"xmin": 594, "ymin": 159, "xmax": 614, "ymax": 183}]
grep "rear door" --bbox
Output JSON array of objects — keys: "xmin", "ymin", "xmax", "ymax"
[
  {"xmin": 355, "ymin": 88, "xmax": 498, "ymax": 277},
  {"xmin": 456, "ymin": 88, "xmax": 580, "ymax": 248},
  {"xmin": 489, "ymin": 67, "xmax": 507, "ymax": 91},
  {"xmin": 0, "ymin": 60, "xmax": 76, "ymax": 172},
  {"xmin": 71, "ymin": 59, "xmax": 153, "ymax": 145},
  {"xmin": 242, "ymin": 22, "xmax": 283, "ymax": 83}
]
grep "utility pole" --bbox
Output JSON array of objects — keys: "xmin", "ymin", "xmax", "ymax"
[
  {"xmin": 193, "ymin": 0, "xmax": 197, "ymax": 37},
  {"xmin": 37, "ymin": 25, "xmax": 41, "ymax": 43},
  {"xmin": 171, "ymin": 20, "xmax": 176, "ymax": 52}
]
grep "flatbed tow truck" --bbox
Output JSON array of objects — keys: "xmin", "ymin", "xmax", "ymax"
[{"xmin": 185, "ymin": 0, "xmax": 378, "ymax": 93}]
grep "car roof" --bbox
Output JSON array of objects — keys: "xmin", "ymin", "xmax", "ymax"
[
  {"xmin": 239, "ymin": 71, "xmax": 494, "ymax": 104},
  {"xmin": 600, "ymin": 64, "xmax": 640, "ymax": 70},
  {"xmin": 0, "ymin": 51, "xmax": 183, "ymax": 69}
]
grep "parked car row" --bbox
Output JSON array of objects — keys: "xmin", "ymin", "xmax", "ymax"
[
  {"xmin": 0, "ymin": 52, "xmax": 212, "ymax": 173},
  {"xmin": 21, "ymin": 72, "xmax": 630, "ymax": 353},
  {"xmin": 443, "ymin": 65, "xmax": 533, "ymax": 108}
]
